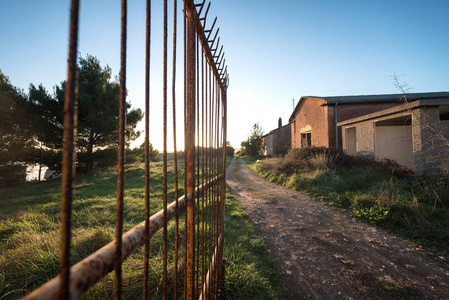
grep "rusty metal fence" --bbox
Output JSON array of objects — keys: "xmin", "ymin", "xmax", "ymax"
[{"xmin": 24, "ymin": 0, "xmax": 228, "ymax": 299}]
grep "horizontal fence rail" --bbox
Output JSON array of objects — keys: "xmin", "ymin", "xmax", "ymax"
[
  {"xmin": 22, "ymin": 0, "xmax": 228, "ymax": 299},
  {"xmin": 23, "ymin": 175, "xmax": 223, "ymax": 299}
]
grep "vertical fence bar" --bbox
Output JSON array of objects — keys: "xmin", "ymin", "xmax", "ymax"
[
  {"xmin": 183, "ymin": 0, "xmax": 188, "ymax": 294},
  {"xmin": 185, "ymin": 0, "xmax": 196, "ymax": 298},
  {"xmin": 143, "ymin": 0, "xmax": 151, "ymax": 298},
  {"xmin": 201, "ymin": 50, "xmax": 206, "ymax": 299},
  {"xmin": 209, "ymin": 80, "xmax": 214, "ymax": 299},
  {"xmin": 59, "ymin": 0, "xmax": 80, "ymax": 298},
  {"xmin": 207, "ymin": 66, "xmax": 212, "ymax": 298},
  {"xmin": 171, "ymin": 0, "xmax": 179, "ymax": 299},
  {"xmin": 220, "ymin": 87, "xmax": 227, "ymax": 291},
  {"xmin": 216, "ymin": 81, "xmax": 220, "ymax": 297},
  {"xmin": 114, "ymin": 0, "xmax": 127, "ymax": 298},
  {"xmin": 162, "ymin": 0, "xmax": 168, "ymax": 298},
  {"xmin": 195, "ymin": 33, "xmax": 200, "ymax": 298},
  {"xmin": 215, "ymin": 83, "xmax": 221, "ymax": 297}
]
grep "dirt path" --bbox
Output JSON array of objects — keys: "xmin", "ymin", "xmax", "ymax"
[{"xmin": 226, "ymin": 158, "xmax": 449, "ymax": 299}]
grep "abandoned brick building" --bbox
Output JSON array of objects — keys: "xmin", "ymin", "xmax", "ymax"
[{"xmin": 288, "ymin": 94, "xmax": 414, "ymax": 150}]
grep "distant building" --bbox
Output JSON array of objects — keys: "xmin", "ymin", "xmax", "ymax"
[
  {"xmin": 262, "ymin": 124, "xmax": 291, "ymax": 156},
  {"xmin": 338, "ymin": 93, "xmax": 449, "ymax": 175},
  {"xmin": 289, "ymin": 94, "xmax": 412, "ymax": 150}
]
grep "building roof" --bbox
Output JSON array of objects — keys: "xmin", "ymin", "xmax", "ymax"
[
  {"xmin": 337, "ymin": 97, "xmax": 449, "ymax": 127},
  {"xmin": 261, "ymin": 123, "xmax": 291, "ymax": 138},
  {"xmin": 289, "ymin": 92, "xmax": 449, "ymax": 122},
  {"xmin": 312, "ymin": 92, "xmax": 449, "ymax": 104}
]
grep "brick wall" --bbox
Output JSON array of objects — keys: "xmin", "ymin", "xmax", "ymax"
[
  {"xmin": 291, "ymin": 98, "xmax": 329, "ymax": 148},
  {"xmin": 262, "ymin": 125, "xmax": 291, "ymax": 156},
  {"xmin": 274, "ymin": 124, "xmax": 291, "ymax": 156}
]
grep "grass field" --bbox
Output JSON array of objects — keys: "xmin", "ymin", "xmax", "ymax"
[{"xmin": 0, "ymin": 160, "xmax": 287, "ymax": 299}]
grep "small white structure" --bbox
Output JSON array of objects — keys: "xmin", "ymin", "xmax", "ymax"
[{"xmin": 338, "ymin": 93, "xmax": 449, "ymax": 176}]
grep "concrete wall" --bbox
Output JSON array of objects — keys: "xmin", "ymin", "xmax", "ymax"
[
  {"xmin": 342, "ymin": 121, "xmax": 376, "ymax": 159},
  {"xmin": 345, "ymin": 127, "xmax": 357, "ymax": 156},
  {"xmin": 412, "ymin": 107, "xmax": 449, "ymax": 175},
  {"xmin": 356, "ymin": 121, "xmax": 376, "ymax": 159}
]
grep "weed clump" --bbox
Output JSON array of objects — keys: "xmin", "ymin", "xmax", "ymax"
[
  {"xmin": 258, "ymin": 147, "xmax": 413, "ymax": 179},
  {"xmin": 259, "ymin": 148, "xmax": 336, "ymax": 175}
]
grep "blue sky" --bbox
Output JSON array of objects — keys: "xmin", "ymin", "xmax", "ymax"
[{"xmin": 1, "ymin": 0, "xmax": 448, "ymax": 150}]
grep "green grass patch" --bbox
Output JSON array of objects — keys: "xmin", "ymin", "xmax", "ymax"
[
  {"xmin": 233, "ymin": 159, "xmax": 243, "ymax": 182},
  {"xmin": 250, "ymin": 149, "xmax": 449, "ymax": 253},
  {"xmin": 221, "ymin": 191, "xmax": 289, "ymax": 299},
  {"xmin": 377, "ymin": 276, "xmax": 419, "ymax": 299},
  {"xmin": 226, "ymin": 156, "xmax": 233, "ymax": 167},
  {"xmin": 0, "ymin": 160, "xmax": 287, "ymax": 299},
  {"xmin": 242, "ymin": 157, "xmax": 257, "ymax": 165}
]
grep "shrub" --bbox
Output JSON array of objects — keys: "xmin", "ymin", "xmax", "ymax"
[
  {"xmin": 258, "ymin": 147, "xmax": 413, "ymax": 179},
  {"xmin": 93, "ymin": 148, "xmax": 118, "ymax": 167},
  {"xmin": 126, "ymin": 142, "xmax": 160, "ymax": 164},
  {"xmin": 309, "ymin": 150, "xmax": 339, "ymax": 171},
  {"xmin": 226, "ymin": 142, "xmax": 235, "ymax": 157},
  {"xmin": 259, "ymin": 147, "xmax": 339, "ymax": 175}
]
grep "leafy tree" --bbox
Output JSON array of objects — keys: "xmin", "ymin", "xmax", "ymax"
[
  {"xmin": 0, "ymin": 71, "xmax": 35, "ymax": 160},
  {"xmin": 50, "ymin": 54, "xmax": 143, "ymax": 171},
  {"xmin": 28, "ymin": 84, "xmax": 63, "ymax": 150},
  {"xmin": 226, "ymin": 141, "xmax": 234, "ymax": 157},
  {"xmin": 240, "ymin": 123, "xmax": 264, "ymax": 157},
  {"xmin": 27, "ymin": 83, "xmax": 64, "ymax": 171},
  {"xmin": 126, "ymin": 142, "xmax": 160, "ymax": 164},
  {"xmin": 1, "ymin": 53, "xmax": 144, "ymax": 182},
  {"xmin": 0, "ymin": 70, "xmax": 37, "ymax": 183}
]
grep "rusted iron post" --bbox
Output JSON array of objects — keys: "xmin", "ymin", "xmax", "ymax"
[
  {"xmin": 195, "ymin": 34, "xmax": 200, "ymax": 298},
  {"xmin": 59, "ymin": 0, "xmax": 80, "ymax": 298},
  {"xmin": 171, "ymin": 0, "xmax": 179, "ymax": 299},
  {"xmin": 162, "ymin": 0, "xmax": 168, "ymax": 298},
  {"xmin": 114, "ymin": 0, "xmax": 127, "ymax": 298},
  {"xmin": 183, "ymin": 0, "xmax": 187, "ymax": 294},
  {"xmin": 143, "ymin": 0, "xmax": 151, "ymax": 298},
  {"xmin": 219, "ymin": 88, "xmax": 227, "ymax": 293},
  {"xmin": 185, "ymin": 0, "xmax": 196, "ymax": 298}
]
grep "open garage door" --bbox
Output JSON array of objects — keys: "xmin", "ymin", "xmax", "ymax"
[{"xmin": 375, "ymin": 116, "xmax": 413, "ymax": 169}]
